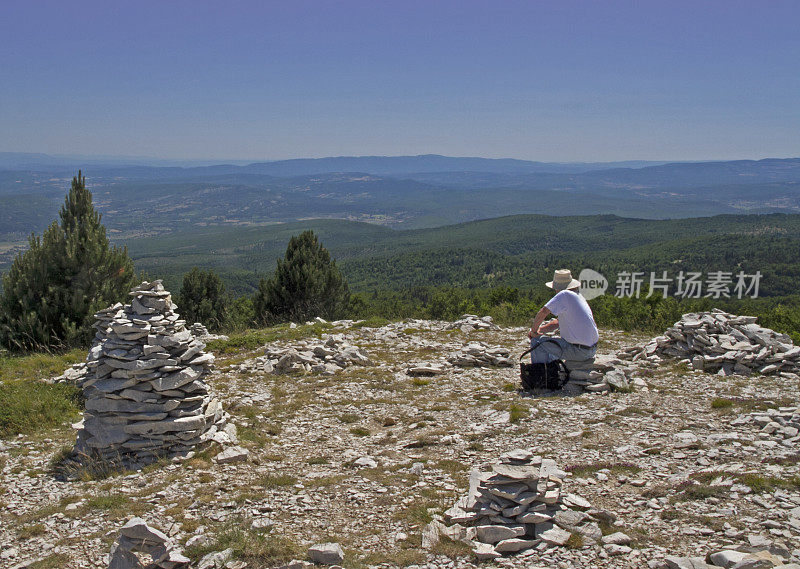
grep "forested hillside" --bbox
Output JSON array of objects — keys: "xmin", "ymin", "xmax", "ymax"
[{"xmin": 120, "ymin": 213, "xmax": 800, "ymax": 297}]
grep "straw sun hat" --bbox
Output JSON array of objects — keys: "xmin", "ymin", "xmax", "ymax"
[{"xmin": 546, "ymin": 269, "xmax": 581, "ymax": 292}]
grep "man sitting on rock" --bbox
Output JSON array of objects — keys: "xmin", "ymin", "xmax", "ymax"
[{"xmin": 527, "ymin": 269, "xmax": 599, "ymax": 368}]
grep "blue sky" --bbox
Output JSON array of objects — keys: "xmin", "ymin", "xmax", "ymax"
[{"xmin": 1, "ymin": 0, "xmax": 798, "ymax": 161}]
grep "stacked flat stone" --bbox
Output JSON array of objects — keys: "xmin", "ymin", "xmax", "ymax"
[
  {"xmin": 448, "ymin": 342, "xmax": 513, "ymax": 367},
  {"xmin": 563, "ymin": 354, "xmax": 644, "ymax": 393},
  {"xmin": 446, "ymin": 314, "xmax": 500, "ymax": 333},
  {"xmin": 439, "ymin": 450, "xmax": 606, "ymax": 560},
  {"xmin": 731, "ymin": 406, "xmax": 800, "ymax": 444},
  {"xmin": 189, "ymin": 322, "xmax": 229, "ymax": 342},
  {"xmin": 237, "ymin": 335, "xmax": 371, "ymax": 376},
  {"xmin": 617, "ymin": 309, "xmax": 800, "ymax": 378},
  {"xmin": 107, "ymin": 517, "xmax": 189, "ymax": 569},
  {"xmin": 73, "ymin": 280, "xmax": 229, "ymax": 469},
  {"xmin": 50, "ymin": 362, "xmax": 88, "ymax": 384}
]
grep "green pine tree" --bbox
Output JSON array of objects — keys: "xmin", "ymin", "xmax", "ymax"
[
  {"xmin": 0, "ymin": 171, "xmax": 136, "ymax": 351},
  {"xmin": 177, "ymin": 267, "xmax": 229, "ymax": 331},
  {"xmin": 253, "ymin": 230, "xmax": 349, "ymax": 324}
]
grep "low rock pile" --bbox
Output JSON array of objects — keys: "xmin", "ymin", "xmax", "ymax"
[
  {"xmin": 446, "ymin": 314, "xmax": 500, "ymax": 333},
  {"xmin": 618, "ymin": 310, "xmax": 800, "ymax": 378},
  {"xmin": 661, "ymin": 538, "xmax": 800, "ymax": 569},
  {"xmin": 72, "ymin": 281, "xmax": 231, "ymax": 470},
  {"xmin": 238, "ymin": 335, "xmax": 372, "ymax": 376},
  {"xmin": 107, "ymin": 517, "xmax": 189, "ymax": 569},
  {"xmin": 448, "ymin": 342, "xmax": 513, "ymax": 367},
  {"xmin": 433, "ymin": 449, "xmax": 614, "ymax": 560},
  {"xmin": 50, "ymin": 362, "xmax": 88, "ymax": 384},
  {"xmin": 731, "ymin": 405, "xmax": 800, "ymax": 444},
  {"xmin": 564, "ymin": 354, "xmax": 645, "ymax": 394},
  {"xmin": 189, "ymin": 322, "xmax": 229, "ymax": 342}
]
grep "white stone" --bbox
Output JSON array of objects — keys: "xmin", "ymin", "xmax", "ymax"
[
  {"xmin": 308, "ymin": 542, "xmax": 344, "ymax": 565},
  {"xmin": 215, "ymin": 446, "xmax": 249, "ymax": 464}
]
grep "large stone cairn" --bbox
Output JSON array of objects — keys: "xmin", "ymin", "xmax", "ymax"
[
  {"xmin": 435, "ymin": 449, "xmax": 609, "ymax": 560},
  {"xmin": 107, "ymin": 517, "xmax": 189, "ymax": 569},
  {"xmin": 617, "ymin": 309, "xmax": 800, "ymax": 378},
  {"xmin": 73, "ymin": 280, "xmax": 229, "ymax": 469}
]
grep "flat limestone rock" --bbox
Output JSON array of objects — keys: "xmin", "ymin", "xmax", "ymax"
[
  {"xmin": 540, "ymin": 488, "xmax": 561, "ymax": 504},
  {"xmin": 554, "ymin": 509, "xmax": 588, "ymax": 528},
  {"xmin": 124, "ymin": 415, "xmax": 206, "ymax": 435},
  {"xmin": 152, "ymin": 367, "xmax": 203, "ymax": 391},
  {"xmin": 562, "ymin": 493, "xmax": 592, "ymax": 510},
  {"xmin": 538, "ymin": 526, "xmax": 572, "ymax": 545},
  {"xmin": 499, "ymin": 449, "xmax": 534, "ymax": 462},
  {"xmin": 121, "ymin": 412, "xmax": 169, "ymax": 421},
  {"xmin": 488, "ymin": 482, "xmax": 530, "ymax": 500},
  {"xmin": 491, "ymin": 463, "xmax": 540, "ymax": 481},
  {"xmin": 118, "ymin": 388, "xmax": 158, "ymax": 403},
  {"xmin": 85, "ymin": 427, "xmax": 130, "ymax": 447},
  {"xmin": 475, "ymin": 524, "xmax": 525, "ymax": 544},
  {"xmin": 215, "ymin": 446, "xmax": 249, "ymax": 464},
  {"xmin": 119, "ymin": 517, "xmax": 169, "ymax": 543},
  {"xmin": 308, "ymin": 542, "xmax": 344, "ymax": 565},
  {"xmin": 517, "ymin": 511, "xmax": 552, "ymax": 524},
  {"xmin": 473, "ymin": 542, "xmax": 501, "ymax": 561},
  {"xmin": 601, "ymin": 532, "xmax": 632, "ymax": 545},
  {"xmin": 85, "ymin": 398, "xmax": 179, "ymax": 414},
  {"xmin": 494, "ymin": 538, "xmax": 538, "ymax": 553}
]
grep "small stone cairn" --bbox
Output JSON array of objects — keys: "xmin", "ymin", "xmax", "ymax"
[
  {"xmin": 189, "ymin": 322, "xmax": 229, "ymax": 342},
  {"xmin": 559, "ymin": 354, "xmax": 640, "ymax": 393},
  {"xmin": 72, "ymin": 281, "xmax": 231, "ymax": 470},
  {"xmin": 107, "ymin": 517, "xmax": 189, "ymax": 569},
  {"xmin": 433, "ymin": 449, "xmax": 609, "ymax": 560},
  {"xmin": 448, "ymin": 342, "xmax": 513, "ymax": 367},
  {"xmin": 50, "ymin": 362, "xmax": 88, "ymax": 384},
  {"xmin": 237, "ymin": 335, "xmax": 371, "ymax": 376},
  {"xmin": 617, "ymin": 309, "xmax": 800, "ymax": 377}
]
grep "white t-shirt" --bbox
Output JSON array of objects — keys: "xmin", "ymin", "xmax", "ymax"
[{"xmin": 544, "ymin": 290, "xmax": 599, "ymax": 347}]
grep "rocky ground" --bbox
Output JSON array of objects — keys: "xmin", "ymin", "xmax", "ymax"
[{"xmin": 1, "ymin": 319, "xmax": 799, "ymax": 568}]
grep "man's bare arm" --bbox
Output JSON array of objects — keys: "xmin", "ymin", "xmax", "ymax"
[
  {"xmin": 528, "ymin": 306, "xmax": 552, "ymax": 338},
  {"xmin": 539, "ymin": 318, "xmax": 559, "ymax": 333}
]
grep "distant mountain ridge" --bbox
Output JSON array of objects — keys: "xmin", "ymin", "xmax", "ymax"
[
  {"xmin": 0, "ymin": 152, "xmax": 670, "ymax": 175},
  {"xmin": 231, "ymin": 155, "xmax": 669, "ymax": 176},
  {"xmin": 2, "ymin": 155, "xmax": 800, "ymax": 250}
]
